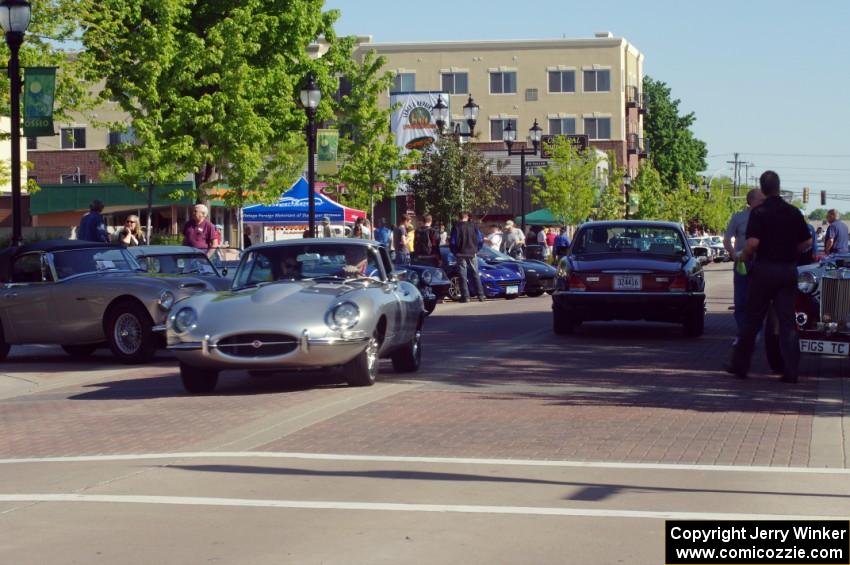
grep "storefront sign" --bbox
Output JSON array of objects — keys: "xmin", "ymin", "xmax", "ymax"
[{"xmin": 540, "ymin": 134, "xmax": 589, "ymax": 159}]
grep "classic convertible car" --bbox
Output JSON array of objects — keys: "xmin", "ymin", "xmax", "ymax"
[
  {"xmin": 0, "ymin": 240, "xmax": 213, "ymax": 363},
  {"xmin": 553, "ymin": 221, "xmax": 707, "ymax": 336},
  {"xmin": 129, "ymin": 245, "xmax": 232, "ymax": 290},
  {"xmin": 167, "ymin": 238, "xmax": 424, "ymax": 393}
]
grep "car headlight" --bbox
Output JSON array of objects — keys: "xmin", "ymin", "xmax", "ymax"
[
  {"xmin": 408, "ymin": 271, "xmax": 420, "ymax": 286},
  {"xmin": 797, "ymin": 271, "xmax": 817, "ymax": 294},
  {"xmin": 172, "ymin": 307, "xmax": 198, "ymax": 334},
  {"xmin": 422, "ymin": 271, "xmax": 433, "ymax": 284},
  {"xmin": 480, "ymin": 272, "xmax": 492, "ymax": 280},
  {"xmin": 328, "ymin": 302, "xmax": 360, "ymax": 330},
  {"xmin": 158, "ymin": 289, "xmax": 175, "ymax": 311}
]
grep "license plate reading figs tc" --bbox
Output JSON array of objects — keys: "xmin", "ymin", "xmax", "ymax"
[
  {"xmin": 800, "ymin": 339, "xmax": 850, "ymax": 355},
  {"xmin": 613, "ymin": 275, "xmax": 642, "ymax": 290}
]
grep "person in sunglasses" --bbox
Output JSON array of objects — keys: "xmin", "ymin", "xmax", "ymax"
[{"xmin": 115, "ymin": 214, "xmax": 147, "ymax": 246}]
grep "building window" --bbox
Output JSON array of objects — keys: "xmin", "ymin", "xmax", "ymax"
[
  {"xmin": 60, "ymin": 172, "xmax": 87, "ymax": 184},
  {"xmin": 60, "ymin": 127, "xmax": 86, "ymax": 149},
  {"xmin": 584, "ymin": 117, "xmax": 611, "ymax": 140},
  {"xmin": 108, "ymin": 127, "xmax": 136, "ymax": 146},
  {"xmin": 548, "ymin": 70, "xmax": 576, "ymax": 93},
  {"xmin": 489, "ymin": 71, "xmax": 517, "ymax": 94},
  {"xmin": 441, "ymin": 72, "xmax": 468, "ymax": 95},
  {"xmin": 490, "ymin": 118, "xmax": 517, "ymax": 141},
  {"xmin": 335, "ymin": 76, "xmax": 352, "ymax": 102},
  {"xmin": 26, "ymin": 137, "xmax": 37, "ymax": 150},
  {"xmin": 583, "ymin": 69, "xmax": 611, "ymax": 92},
  {"xmin": 525, "ymin": 88, "xmax": 538, "ymax": 101},
  {"xmin": 549, "ymin": 118, "xmax": 577, "ymax": 136},
  {"xmin": 391, "ymin": 72, "xmax": 416, "ymax": 93}
]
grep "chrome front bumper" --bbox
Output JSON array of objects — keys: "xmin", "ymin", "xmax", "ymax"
[{"xmin": 168, "ymin": 329, "xmax": 371, "ymax": 369}]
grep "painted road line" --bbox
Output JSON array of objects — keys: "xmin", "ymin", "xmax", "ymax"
[
  {"xmin": 1, "ymin": 452, "xmax": 850, "ymax": 475},
  {"xmin": 0, "ymin": 494, "xmax": 842, "ymax": 520}
]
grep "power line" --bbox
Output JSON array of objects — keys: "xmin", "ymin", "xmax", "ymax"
[{"xmin": 740, "ymin": 152, "xmax": 850, "ymax": 158}]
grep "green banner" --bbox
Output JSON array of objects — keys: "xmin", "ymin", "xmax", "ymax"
[
  {"xmin": 317, "ymin": 129, "xmax": 339, "ymax": 175},
  {"xmin": 23, "ymin": 67, "xmax": 56, "ymax": 137}
]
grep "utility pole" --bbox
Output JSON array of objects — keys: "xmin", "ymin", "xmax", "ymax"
[
  {"xmin": 741, "ymin": 162, "xmax": 754, "ymax": 188},
  {"xmin": 726, "ymin": 153, "xmax": 742, "ymax": 198}
]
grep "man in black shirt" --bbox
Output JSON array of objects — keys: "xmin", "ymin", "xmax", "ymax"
[
  {"xmin": 450, "ymin": 212, "xmax": 485, "ymax": 302},
  {"xmin": 729, "ymin": 171, "xmax": 812, "ymax": 382}
]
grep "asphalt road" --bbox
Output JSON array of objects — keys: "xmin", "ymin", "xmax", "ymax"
[{"xmin": 1, "ymin": 263, "xmax": 848, "ymax": 564}]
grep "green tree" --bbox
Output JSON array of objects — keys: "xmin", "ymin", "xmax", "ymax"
[
  {"xmin": 808, "ymin": 208, "xmax": 829, "ymax": 222},
  {"xmin": 79, "ymin": 0, "xmax": 352, "ymax": 204},
  {"xmin": 663, "ymin": 174, "xmax": 703, "ymax": 226},
  {"xmin": 594, "ymin": 153, "xmax": 625, "ymax": 220},
  {"xmin": 643, "ymin": 76, "xmax": 708, "ymax": 188},
  {"xmin": 699, "ymin": 179, "xmax": 735, "ymax": 234},
  {"xmin": 328, "ymin": 50, "xmax": 415, "ymax": 214},
  {"xmin": 633, "ymin": 162, "xmax": 665, "ymax": 220},
  {"xmin": 407, "ymin": 135, "xmax": 508, "ymax": 226},
  {"xmin": 532, "ymin": 137, "xmax": 601, "ymax": 226}
]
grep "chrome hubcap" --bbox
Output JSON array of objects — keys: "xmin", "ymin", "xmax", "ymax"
[
  {"xmin": 366, "ymin": 336, "xmax": 379, "ymax": 376},
  {"xmin": 412, "ymin": 330, "xmax": 421, "ymax": 360},
  {"xmin": 114, "ymin": 313, "xmax": 142, "ymax": 355}
]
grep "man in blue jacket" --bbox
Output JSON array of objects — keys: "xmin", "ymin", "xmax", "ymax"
[
  {"xmin": 450, "ymin": 211, "xmax": 485, "ymax": 302},
  {"xmin": 77, "ymin": 200, "xmax": 109, "ymax": 243}
]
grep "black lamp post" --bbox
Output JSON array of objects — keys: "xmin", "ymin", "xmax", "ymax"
[
  {"xmin": 623, "ymin": 173, "xmax": 632, "ymax": 219},
  {"xmin": 433, "ymin": 94, "xmax": 479, "ymax": 140},
  {"xmin": 300, "ymin": 75, "xmax": 321, "ymax": 237},
  {"xmin": 1, "ymin": 0, "xmax": 31, "ymax": 247},
  {"xmin": 503, "ymin": 118, "xmax": 542, "ymax": 233}
]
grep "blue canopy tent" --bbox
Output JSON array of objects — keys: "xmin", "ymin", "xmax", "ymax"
[{"xmin": 242, "ymin": 177, "xmax": 364, "ymax": 224}]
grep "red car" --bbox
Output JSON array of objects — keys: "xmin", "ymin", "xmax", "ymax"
[{"xmin": 552, "ymin": 221, "xmax": 707, "ymax": 336}]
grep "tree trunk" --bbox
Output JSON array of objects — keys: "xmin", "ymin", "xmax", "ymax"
[{"xmin": 146, "ymin": 182, "xmax": 154, "ymax": 242}]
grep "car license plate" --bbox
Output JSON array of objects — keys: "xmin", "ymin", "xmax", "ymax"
[
  {"xmin": 506, "ymin": 285, "xmax": 518, "ymax": 295},
  {"xmin": 800, "ymin": 339, "xmax": 850, "ymax": 355},
  {"xmin": 613, "ymin": 275, "xmax": 642, "ymax": 290}
]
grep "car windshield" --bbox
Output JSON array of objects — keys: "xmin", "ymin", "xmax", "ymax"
[
  {"xmin": 142, "ymin": 254, "xmax": 218, "ymax": 276},
  {"xmin": 574, "ymin": 226, "xmax": 687, "ymax": 257},
  {"xmin": 52, "ymin": 248, "xmax": 140, "ymax": 279},
  {"xmin": 478, "ymin": 247, "xmax": 514, "ymax": 262},
  {"xmin": 233, "ymin": 243, "xmax": 383, "ymax": 289}
]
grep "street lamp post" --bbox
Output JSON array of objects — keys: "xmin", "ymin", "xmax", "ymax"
[
  {"xmin": 0, "ymin": 0, "xmax": 32, "ymax": 247},
  {"xmin": 623, "ymin": 173, "xmax": 632, "ymax": 219},
  {"xmin": 300, "ymin": 75, "xmax": 321, "ymax": 237},
  {"xmin": 503, "ymin": 119, "xmax": 542, "ymax": 233},
  {"xmin": 432, "ymin": 95, "xmax": 479, "ymax": 210}
]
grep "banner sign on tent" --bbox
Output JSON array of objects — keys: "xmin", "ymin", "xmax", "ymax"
[
  {"xmin": 390, "ymin": 92, "xmax": 447, "ymax": 154},
  {"xmin": 317, "ymin": 129, "xmax": 339, "ymax": 175},
  {"xmin": 243, "ymin": 177, "xmax": 365, "ymax": 224},
  {"xmin": 23, "ymin": 67, "xmax": 57, "ymax": 137}
]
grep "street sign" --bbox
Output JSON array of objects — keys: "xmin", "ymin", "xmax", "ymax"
[
  {"xmin": 540, "ymin": 134, "xmax": 589, "ymax": 159},
  {"xmin": 525, "ymin": 161, "xmax": 547, "ymax": 168}
]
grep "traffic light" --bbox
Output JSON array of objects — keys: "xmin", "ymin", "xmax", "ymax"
[
  {"xmin": 821, "ymin": 190, "xmax": 827, "ymax": 206},
  {"xmin": 803, "ymin": 187, "xmax": 809, "ymax": 204}
]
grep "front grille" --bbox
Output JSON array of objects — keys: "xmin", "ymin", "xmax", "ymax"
[
  {"xmin": 216, "ymin": 333, "xmax": 297, "ymax": 357},
  {"xmin": 820, "ymin": 276, "xmax": 850, "ymax": 324},
  {"xmin": 496, "ymin": 280, "xmax": 520, "ymax": 288}
]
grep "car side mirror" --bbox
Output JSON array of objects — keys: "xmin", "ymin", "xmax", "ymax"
[{"xmin": 693, "ymin": 247, "xmax": 708, "ymax": 258}]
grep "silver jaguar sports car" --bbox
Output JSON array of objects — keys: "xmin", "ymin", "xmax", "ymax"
[{"xmin": 167, "ymin": 238, "xmax": 424, "ymax": 393}]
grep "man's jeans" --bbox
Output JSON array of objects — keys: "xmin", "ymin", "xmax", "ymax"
[
  {"xmin": 457, "ymin": 255, "xmax": 485, "ymax": 300},
  {"xmin": 394, "ymin": 250, "xmax": 410, "ymax": 266},
  {"xmin": 733, "ymin": 269, "xmax": 750, "ymax": 330},
  {"xmin": 731, "ymin": 262, "xmax": 799, "ymax": 378}
]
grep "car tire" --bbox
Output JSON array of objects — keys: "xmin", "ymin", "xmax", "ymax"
[
  {"xmin": 447, "ymin": 276, "xmax": 463, "ymax": 302},
  {"xmin": 505, "ymin": 295, "xmax": 518, "ymax": 300},
  {"xmin": 392, "ymin": 327, "xmax": 422, "ymax": 373},
  {"xmin": 525, "ymin": 290, "xmax": 544, "ymax": 298},
  {"xmin": 344, "ymin": 332, "xmax": 380, "ymax": 387},
  {"xmin": 180, "ymin": 363, "xmax": 219, "ymax": 394},
  {"xmin": 62, "ymin": 344, "xmax": 98, "ymax": 359},
  {"xmin": 0, "ymin": 321, "xmax": 10, "ymax": 362},
  {"xmin": 553, "ymin": 309, "xmax": 577, "ymax": 335},
  {"xmin": 424, "ymin": 298, "xmax": 437, "ymax": 315},
  {"xmin": 683, "ymin": 308, "xmax": 705, "ymax": 337},
  {"xmin": 105, "ymin": 300, "xmax": 157, "ymax": 364},
  {"xmin": 764, "ymin": 308, "xmax": 785, "ymax": 374}
]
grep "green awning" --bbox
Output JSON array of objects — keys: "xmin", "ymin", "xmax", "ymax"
[
  {"xmin": 29, "ymin": 181, "xmax": 232, "ymax": 215},
  {"xmin": 515, "ymin": 208, "xmax": 565, "ymax": 225}
]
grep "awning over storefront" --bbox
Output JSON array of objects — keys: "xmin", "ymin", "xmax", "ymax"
[
  {"xmin": 515, "ymin": 208, "xmax": 565, "ymax": 225},
  {"xmin": 242, "ymin": 177, "xmax": 365, "ymax": 223},
  {"xmin": 29, "ymin": 182, "xmax": 206, "ymax": 216}
]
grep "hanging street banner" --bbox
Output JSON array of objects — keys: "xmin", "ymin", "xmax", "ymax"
[
  {"xmin": 317, "ymin": 129, "xmax": 339, "ymax": 175},
  {"xmin": 390, "ymin": 92, "xmax": 447, "ymax": 154},
  {"xmin": 23, "ymin": 67, "xmax": 57, "ymax": 137}
]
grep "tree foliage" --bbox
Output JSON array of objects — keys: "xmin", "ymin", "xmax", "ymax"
[
  {"xmin": 643, "ymin": 76, "xmax": 708, "ymax": 188},
  {"xmin": 326, "ymin": 50, "xmax": 415, "ymax": 213},
  {"xmin": 808, "ymin": 208, "xmax": 828, "ymax": 222},
  {"xmin": 593, "ymin": 153, "xmax": 625, "ymax": 220},
  {"xmin": 79, "ymin": 0, "xmax": 352, "ymax": 203},
  {"xmin": 633, "ymin": 161, "xmax": 665, "ymax": 220},
  {"xmin": 532, "ymin": 137, "xmax": 601, "ymax": 226},
  {"xmin": 406, "ymin": 135, "xmax": 509, "ymax": 226}
]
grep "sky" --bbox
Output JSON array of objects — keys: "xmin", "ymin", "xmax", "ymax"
[{"xmin": 324, "ymin": 0, "xmax": 850, "ymax": 214}]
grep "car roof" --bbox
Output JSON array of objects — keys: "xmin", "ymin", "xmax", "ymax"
[
  {"xmin": 579, "ymin": 220, "xmax": 683, "ymax": 230},
  {"xmin": 129, "ymin": 245, "xmax": 206, "ymax": 256},
  {"xmin": 249, "ymin": 238, "xmax": 379, "ymax": 250},
  {"xmin": 14, "ymin": 239, "xmax": 119, "ymax": 254}
]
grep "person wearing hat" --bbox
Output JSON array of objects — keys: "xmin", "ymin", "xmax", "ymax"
[
  {"xmin": 318, "ymin": 216, "xmax": 332, "ymax": 238},
  {"xmin": 502, "ymin": 220, "xmax": 525, "ymax": 259}
]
